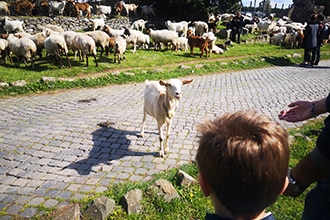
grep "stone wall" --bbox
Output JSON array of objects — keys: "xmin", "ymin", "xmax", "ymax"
[{"xmin": 0, "ymin": 16, "xmax": 133, "ymax": 34}]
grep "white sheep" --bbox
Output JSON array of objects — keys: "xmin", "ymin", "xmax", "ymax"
[
  {"xmin": 73, "ymin": 33, "xmax": 98, "ymax": 67},
  {"xmin": 202, "ymin": 31, "xmax": 217, "ymax": 51},
  {"xmin": 126, "ymin": 29, "xmax": 146, "ymax": 53},
  {"xmin": 0, "ymin": 38, "xmax": 9, "ymax": 63},
  {"xmin": 165, "ymin": 20, "xmax": 190, "ymax": 37},
  {"xmin": 192, "ymin": 21, "xmax": 208, "ymax": 36},
  {"xmin": 140, "ymin": 78, "xmax": 193, "ymax": 157},
  {"xmin": 270, "ymin": 32, "xmax": 285, "ymax": 45},
  {"xmin": 3, "ymin": 17, "xmax": 24, "ymax": 33},
  {"xmin": 256, "ymin": 20, "xmax": 275, "ymax": 34},
  {"xmin": 95, "ymin": 5, "xmax": 111, "ymax": 17},
  {"xmin": 245, "ymin": 22, "xmax": 257, "ymax": 34},
  {"xmin": 0, "ymin": 1, "xmax": 10, "ymax": 15},
  {"xmin": 211, "ymin": 44, "xmax": 224, "ymax": 54},
  {"xmin": 142, "ymin": 34, "xmax": 150, "ymax": 49},
  {"xmin": 85, "ymin": 30, "xmax": 110, "ymax": 56},
  {"xmin": 101, "ymin": 24, "xmax": 124, "ymax": 37},
  {"xmin": 42, "ymin": 28, "xmax": 71, "ymax": 68},
  {"xmin": 38, "ymin": 24, "xmax": 64, "ymax": 33},
  {"xmin": 131, "ymin": 19, "xmax": 147, "ymax": 32},
  {"xmin": 121, "ymin": 1, "xmax": 138, "ymax": 16},
  {"xmin": 41, "ymin": 0, "xmax": 66, "ymax": 17},
  {"xmin": 114, "ymin": 27, "xmax": 130, "ymax": 63},
  {"xmin": 148, "ymin": 29, "xmax": 178, "ymax": 51},
  {"xmin": 60, "ymin": 30, "xmax": 78, "ymax": 54},
  {"xmin": 24, "ymin": 32, "xmax": 47, "ymax": 58},
  {"xmin": 91, "ymin": 17, "xmax": 105, "ymax": 31},
  {"xmin": 177, "ymin": 37, "xmax": 188, "ymax": 52},
  {"xmin": 2, "ymin": 33, "xmax": 36, "ymax": 69}
]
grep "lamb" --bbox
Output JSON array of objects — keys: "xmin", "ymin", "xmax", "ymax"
[
  {"xmin": 177, "ymin": 37, "xmax": 188, "ymax": 52},
  {"xmin": 1, "ymin": 33, "xmax": 36, "ymax": 69},
  {"xmin": 91, "ymin": 17, "xmax": 105, "ymax": 31},
  {"xmin": 0, "ymin": 38, "xmax": 9, "ymax": 63},
  {"xmin": 202, "ymin": 31, "xmax": 217, "ymax": 51},
  {"xmin": 42, "ymin": 28, "xmax": 71, "ymax": 68},
  {"xmin": 192, "ymin": 21, "xmax": 208, "ymax": 36},
  {"xmin": 130, "ymin": 19, "xmax": 147, "ymax": 32},
  {"xmin": 121, "ymin": 1, "xmax": 138, "ymax": 17},
  {"xmin": 95, "ymin": 5, "xmax": 111, "ymax": 17},
  {"xmin": 140, "ymin": 78, "xmax": 193, "ymax": 157},
  {"xmin": 85, "ymin": 30, "xmax": 110, "ymax": 56},
  {"xmin": 148, "ymin": 29, "xmax": 178, "ymax": 51},
  {"xmin": 165, "ymin": 20, "xmax": 190, "ymax": 37},
  {"xmin": 3, "ymin": 17, "xmax": 24, "ymax": 33},
  {"xmin": 0, "ymin": 1, "xmax": 10, "ymax": 15},
  {"xmin": 73, "ymin": 33, "xmax": 98, "ymax": 67},
  {"xmin": 211, "ymin": 44, "xmax": 224, "ymax": 54},
  {"xmin": 113, "ymin": 27, "xmax": 130, "ymax": 63},
  {"xmin": 187, "ymin": 29, "xmax": 209, "ymax": 58}
]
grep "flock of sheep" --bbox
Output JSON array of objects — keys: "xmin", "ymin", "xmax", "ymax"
[
  {"xmin": 1, "ymin": 0, "xmax": 329, "ymax": 71},
  {"xmin": 0, "ymin": 12, "xmax": 232, "ymax": 69}
]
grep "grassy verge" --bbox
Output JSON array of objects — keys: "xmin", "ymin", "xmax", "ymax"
[
  {"xmin": 32, "ymin": 118, "xmax": 324, "ymax": 220},
  {"xmin": 1, "ymin": 42, "xmax": 330, "ymax": 98}
]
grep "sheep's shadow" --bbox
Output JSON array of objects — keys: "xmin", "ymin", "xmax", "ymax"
[
  {"xmin": 63, "ymin": 122, "xmax": 157, "ymax": 175},
  {"xmin": 262, "ymin": 56, "xmax": 296, "ymax": 66}
]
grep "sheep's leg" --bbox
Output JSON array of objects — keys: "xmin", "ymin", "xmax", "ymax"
[
  {"xmin": 73, "ymin": 50, "xmax": 78, "ymax": 61},
  {"xmin": 85, "ymin": 54, "xmax": 88, "ymax": 67},
  {"xmin": 66, "ymin": 53, "xmax": 71, "ymax": 68},
  {"xmin": 93, "ymin": 53, "xmax": 98, "ymax": 67},
  {"xmin": 164, "ymin": 119, "xmax": 171, "ymax": 155},
  {"xmin": 133, "ymin": 42, "xmax": 137, "ymax": 54},
  {"xmin": 158, "ymin": 124, "xmax": 165, "ymax": 157},
  {"xmin": 140, "ymin": 110, "xmax": 146, "ymax": 137}
]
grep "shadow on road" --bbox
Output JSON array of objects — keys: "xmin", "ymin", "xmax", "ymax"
[{"xmin": 64, "ymin": 122, "xmax": 157, "ymax": 175}]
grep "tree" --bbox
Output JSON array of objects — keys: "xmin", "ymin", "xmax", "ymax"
[{"xmin": 155, "ymin": 0, "xmax": 242, "ymax": 21}]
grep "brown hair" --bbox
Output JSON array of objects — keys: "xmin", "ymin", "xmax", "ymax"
[{"xmin": 196, "ymin": 110, "xmax": 289, "ymax": 219}]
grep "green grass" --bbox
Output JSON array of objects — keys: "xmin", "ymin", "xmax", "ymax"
[
  {"xmin": 33, "ymin": 118, "xmax": 324, "ymax": 220},
  {"xmin": 1, "ymin": 39, "xmax": 330, "ymax": 98}
]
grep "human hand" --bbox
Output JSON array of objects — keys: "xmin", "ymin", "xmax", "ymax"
[
  {"xmin": 282, "ymin": 183, "xmax": 305, "ymax": 198},
  {"xmin": 278, "ymin": 100, "xmax": 313, "ymax": 122}
]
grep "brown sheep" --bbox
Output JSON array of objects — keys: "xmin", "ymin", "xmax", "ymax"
[
  {"xmin": 187, "ymin": 29, "xmax": 209, "ymax": 58},
  {"xmin": 15, "ymin": 0, "xmax": 35, "ymax": 16}
]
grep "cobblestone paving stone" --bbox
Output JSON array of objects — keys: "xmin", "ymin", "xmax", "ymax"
[{"xmin": 0, "ymin": 62, "xmax": 329, "ymax": 219}]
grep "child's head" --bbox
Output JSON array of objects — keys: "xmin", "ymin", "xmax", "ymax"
[{"xmin": 196, "ymin": 110, "xmax": 290, "ymax": 219}]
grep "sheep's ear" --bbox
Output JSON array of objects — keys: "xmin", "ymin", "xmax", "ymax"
[
  {"xmin": 159, "ymin": 80, "xmax": 166, "ymax": 86},
  {"xmin": 182, "ymin": 79, "xmax": 193, "ymax": 85}
]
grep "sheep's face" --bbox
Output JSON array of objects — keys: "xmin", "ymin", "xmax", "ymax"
[{"xmin": 160, "ymin": 79, "xmax": 193, "ymax": 100}]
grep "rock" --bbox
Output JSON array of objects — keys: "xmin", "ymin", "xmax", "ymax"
[
  {"xmin": 52, "ymin": 203, "xmax": 80, "ymax": 220},
  {"xmin": 84, "ymin": 196, "xmax": 115, "ymax": 220},
  {"xmin": 175, "ymin": 170, "xmax": 197, "ymax": 187},
  {"xmin": 120, "ymin": 189, "xmax": 143, "ymax": 214},
  {"xmin": 0, "ymin": 82, "xmax": 9, "ymax": 87},
  {"xmin": 148, "ymin": 179, "xmax": 180, "ymax": 202},
  {"xmin": 10, "ymin": 80, "xmax": 26, "ymax": 87}
]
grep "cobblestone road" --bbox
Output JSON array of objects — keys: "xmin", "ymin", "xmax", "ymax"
[{"xmin": 0, "ymin": 61, "xmax": 329, "ymax": 219}]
